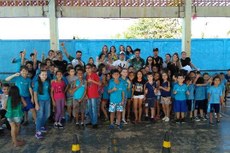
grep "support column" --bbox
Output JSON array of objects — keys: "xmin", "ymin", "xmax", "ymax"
[
  {"xmin": 182, "ymin": 0, "xmax": 192, "ymax": 56},
  {"xmin": 49, "ymin": 0, "xmax": 59, "ymax": 50}
]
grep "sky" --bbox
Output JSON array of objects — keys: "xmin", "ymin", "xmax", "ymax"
[{"xmin": 0, "ymin": 17, "xmax": 230, "ymax": 39}]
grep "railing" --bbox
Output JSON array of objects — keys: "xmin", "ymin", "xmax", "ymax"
[{"xmin": 0, "ymin": 0, "xmax": 230, "ymax": 7}]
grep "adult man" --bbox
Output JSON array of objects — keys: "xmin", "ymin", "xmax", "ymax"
[
  {"xmin": 61, "ymin": 43, "xmax": 85, "ymax": 68},
  {"xmin": 53, "ymin": 51, "xmax": 68, "ymax": 73},
  {"xmin": 180, "ymin": 51, "xmax": 198, "ymax": 72},
  {"xmin": 130, "ymin": 48, "xmax": 145, "ymax": 71},
  {"xmin": 112, "ymin": 51, "xmax": 128, "ymax": 69},
  {"xmin": 152, "ymin": 48, "xmax": 163, "ymax": 71}
]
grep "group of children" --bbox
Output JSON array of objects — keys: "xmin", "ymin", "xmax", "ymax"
[{"xmin": 0, "ymin": 48, "xmax": 229, "ymax": 147}]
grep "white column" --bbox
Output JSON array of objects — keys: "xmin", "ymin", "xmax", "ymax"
[
  {"xmin": 49, "ymin": 0, "xmax": 59, "ymax": 50},
  {"xmin": 182, "ymin": 0, "xmax": 192, "ymax": 56}
]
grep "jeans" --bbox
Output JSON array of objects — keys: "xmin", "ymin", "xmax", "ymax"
[
  {"xmin": 87, "ymin": 98, "xmax": 98, "ymax": 125},
  {"xmin": 36, "ymin": 100, "xmax": 50, "ymax": 132}
]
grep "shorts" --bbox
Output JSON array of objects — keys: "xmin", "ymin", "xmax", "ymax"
[
  {"xmin": 161, "ymin": 97, "xmax": 171, "ymax": 105},
  {"xmin": 195, "ymin": 100, "xmax": 205, "ymax": 110},
  {"xmin": 7, "ymin": 117, "xmax": 22, "ymax": 123},
  {"xmin": 109, "ymin": 103, "xmax": 123, "ymax": 113},
  {"xmin": 156, "ymin": 95, "xmax": 161, "ymax": 100},
  {"xmin": 66, "ymin": 97, "xmax": 73, "ymax": 106},
  {"xmin": 208, "ymin": 104, "xmax": 220, "ymax": 113},
  {"xmin": 174, "ymin": 100, "xmax": 187, "ymax": 112},
  {"xmin": 73, "ymin": 99, "xmax": 86, "ymax": 113},
  {"xmin": 22, "ymin": 96, "xmax": 35, "ymax": 111},
  {"xmin": 133, "ymin": 95, "xmax": 144, "ymax": 99},
  {"xmin": 187, "ymin": 100, "xmax": 195, "ymax": 111},
  {"xmin": 146, "ymin": 98, "xmax": 155, "ymax": 108}
]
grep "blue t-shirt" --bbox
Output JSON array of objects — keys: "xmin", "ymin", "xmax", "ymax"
[
  {"xmin": 187, "ymin": 84, "xmax": 195, "ymax": 100},
  {"xmin": 145, "ymin": 82, "xmax": 156, "ymax": 98},
  {"xmin": 208, "ymin": 86, "xmax": 222, "ymax": 104},
  {"xmin": 173, "ymin": 83, "xmax": 188, "ymax": 101},
  {"xmin": 161, "ymin": 81, "xmax": 171, "ymax": 97},
  {"xmin": 108, "ymin": 80, "xmax": 124, "ymax": 104},
  {"xmin": 33, "ymin": 80, "xmax": 50, "ymax": 101},
  {"xmin": 73, "ymin": 79, "xmax": 86, "ymax": 100},
  {"xmin": 195, "ymin": 85, "xmax": 206, "ymax": 100},
  {"xmin": 12, "ymin": 76, "xmax": 32, "ymax": 97},
  {"xmin": 102, "ymin": 85, "xmax": 109, "ymax": 100}
]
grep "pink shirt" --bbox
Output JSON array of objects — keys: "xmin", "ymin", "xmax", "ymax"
[{"xmin": 51, "ymin": 80, "xmax": 66, "ymax": 100}]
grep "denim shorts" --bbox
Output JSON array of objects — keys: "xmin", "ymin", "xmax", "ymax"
[
  {"xmin": 7, "ymin": 117, "xmax": 22, "ymax": 123},
  {"xmin": 109, "ymin": 103, "xmax": 123, "ymax": 112},
  {"xmin": 22, "ymin": 96, "xmax": 35, "ymax": 111}
]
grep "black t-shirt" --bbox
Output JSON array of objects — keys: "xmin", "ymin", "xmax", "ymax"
[
  {"xmin": 53, "ymin": 60, "xmax": 68, "ymax": 73},
  {"xmin": 133, "ymin": 79, "xmax": 146, "ymax": 96},
  {"xmin": 180, "ymin": 57, "xmax": 191, "ymax": 67},
  {"xmin": 153, "ymin": 56, "xmax": 163, "ymax": 70}
]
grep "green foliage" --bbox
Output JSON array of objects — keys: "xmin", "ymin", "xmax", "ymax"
[{"xmin": 118, "ymin": 18, "xmax": 182, "ymax": 39}]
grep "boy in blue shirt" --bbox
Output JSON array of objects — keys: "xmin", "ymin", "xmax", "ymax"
[
  {"xmin": 208, "ymin": 76, "xmax": 223, "ymax": 125},
  {"xmin": 5, "ymin": 66, "xmax": 36, "ymax": 126},
  {"xmin": 173, "ymin": 74, "xmax": 189, "ymax": 123},
  {"xmin": 108, "ymin": 69, "xmax": 125, "ymax": 129}
]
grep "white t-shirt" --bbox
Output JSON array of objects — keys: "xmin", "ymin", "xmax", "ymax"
[
  {"xmin": 112, "ymin": 60, "xmax": 128, "ymax": 68},
  {"xmin": 0, "ymin": 94, "xmax": 8, "ymax": 110}
]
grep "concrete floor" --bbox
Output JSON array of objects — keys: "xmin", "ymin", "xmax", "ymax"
[{"xmin": 1, "ymin": 100, "xmax": 230, "ymax": 153}]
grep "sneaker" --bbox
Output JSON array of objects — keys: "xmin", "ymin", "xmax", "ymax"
[
  {"xmin": 22, "ymin": 121, "xmax": 29, "ymax": 126},
  {"xmin": 217, "ymin": 120, "xmax": 220, "ymax": 123},
  {"xmin": 109, "ymin": 124, "xmax": 115, "ymax": 129},
  {"xmin": 175, "ymin": 119, "xmax": 180, "ymax": 124},
  {"xmin": 92, "ymin": 124, "xmax": 98, "ymax": 129},
  {"xmin": 122, "ymin": 119, "xmax": 128, "ymax": 125},
  {"xmin": 104, "ymin": 119, "xmax": 110, "ymax": 125},
  {"xmin": 194, "ymin": 116, "xmax": 200, "ymax": 122},
  {"xmin": 162, "ymin": 116, "xmax": 167, "ymax": 121},
  {"xmin": 144, "ymin": 116, "xmax": 149, "ymax": 121},
  {"xmin": 40, "ymin": 127, "xmax": 47, "ymax": 133},
  {"xmin": 209, "ymin": 122, "xmax": 215, "ymax": 126},
  {"xmin": 181, "ymin": 118, "xmax": 186, "ymax": 123},
  {"xmin": 205, "ymin": 114, "xmax": 209, "ymax": 119},
  {"xmin": 35, "ymin": 131, "xmax": 43, "ymax": 139},
  {"xmin": 165, "ymin": 117, "xmax": 170, "ymax": 122},
  {"xmin": 200, "ymin": 117, "xmax": 207, "ymax": 121},
  {"xmin": 54, "ymin": 123, "xmax": 58, "ymax": 129},
  {"xmin": 150, "ymin": 118, "xmax": 155, "ymax": 123},
  {"xmin": 81, "ymin": 122, "xmax": 84, "ymax": 126},
  {"xmin": 76, "ymin": 122, "xmax": 79, "ymax": 126},
  {"xmin": 117, "ymin": 124, "xmax": 123, "ymax": 130},
  {"xmin": 57, "ymin": 123, "xmax": 64, "ymax": 129}
]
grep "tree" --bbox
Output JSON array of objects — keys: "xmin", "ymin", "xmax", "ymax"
[{"xmin": 118, "ymin": 18, "xmax": 182, "ymax": 39}]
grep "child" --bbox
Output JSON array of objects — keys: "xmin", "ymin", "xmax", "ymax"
[
  {"xmin": 173, "ymin": 74, "xmax": 189, "ymax": 123},
  {"xmin": 34, "ymin": 70, "xmax": 50, "ymax": 139},
  {"xmin": 108, "ymin": 69, "xmax": 125, "ymax": 129},
  {"xmin": 207, "ymin": 76, "xmax": 223, "ymax": 125},
  {"xmin": 194, "ymin": 74, "xmax": 207, "ymax": 121},
  {"xmin": 186, "ymin": 77, "xmax": 195, "ymax": 120},
  {"xmin": 51, "ymin": 70, "xmax": 66, "ymax": 129},
  {"xmin": 120, "ymin": 68, "xmax": 131, "ymax": 124},
  {"xmin": 5, "ymin": 66, "xmax": 36, "ymax": 126},
  {"xmin": 144, "ymin": 72, "xmax": 156, "ymax": 122},
  {"xmin": 132, "ymin": 70, "xmax": 146, "ymax": 123},
  {"xmin": 5, "ymin": 86, "xmax": 25, "ymax": 147},
  {"xmin": 101, "ymin": 74, "xmax": 110, "ymax": 123},
  {"xmin": 160, "ymin": 72, "xmax": 171, "ymax": 122},
  {"xmin": 85, "ymin": 64, "xmax": 101, "ymax": 129},
  {"xmin": 66, "ymin": 67, "xmax": 77, "ymax": 122},
  {"xmin": 72, "ymin": 69, "xmax": 87, "ymax": 126},
  {"xmin": 154, "ymin": 72, "xmax": 161, "ymax": 120},
  {"xmin": 0, "ymin": 83, "xmax": 10, "ymax": 129},
  {"xmin": 127, "ymin": 71, "xmax": 135, "ymax": 122}
]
